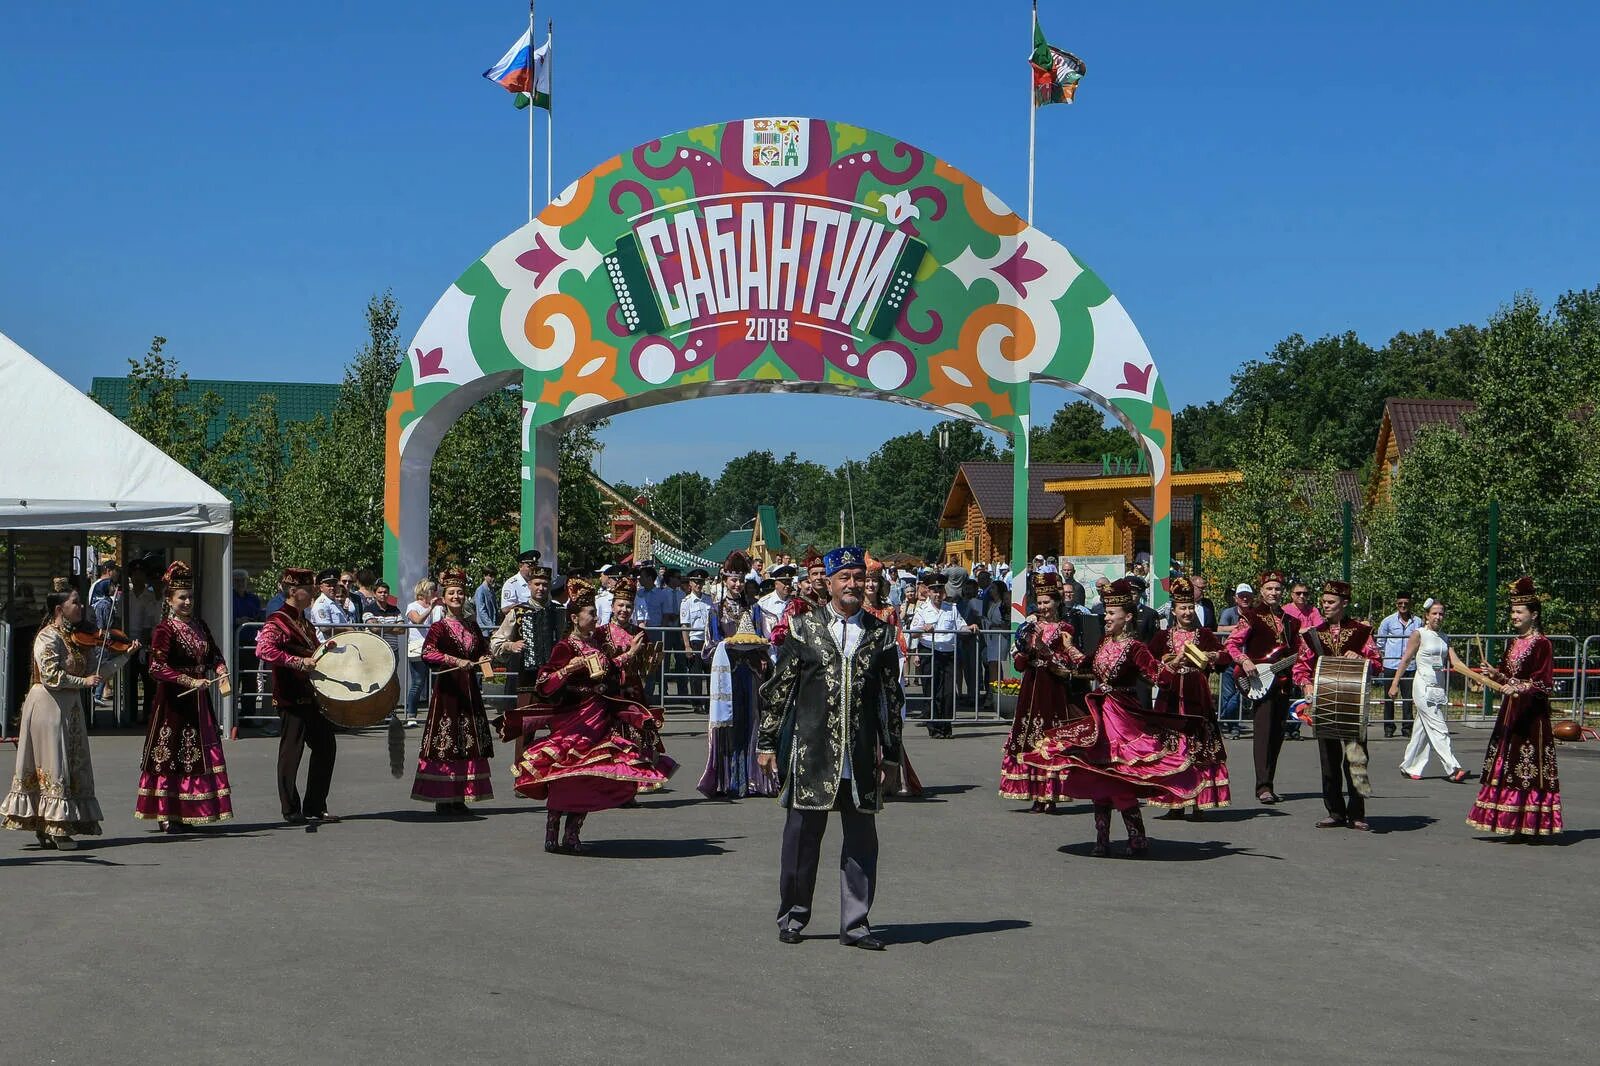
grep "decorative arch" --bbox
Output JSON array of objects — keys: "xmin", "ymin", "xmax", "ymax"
[{"xmin": 385, "ymin": 117, "xmax": 1173, "ymax": 608}]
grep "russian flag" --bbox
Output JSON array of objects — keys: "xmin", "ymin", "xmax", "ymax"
[{"xmin": 483, "ymin": 29, "xmax": 533, "ymax": 96}]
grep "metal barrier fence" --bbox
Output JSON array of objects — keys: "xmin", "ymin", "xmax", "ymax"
[
  {"xmin": 0, "ymin": 620, "xmax": 10, "ymax": 738},
  {"xmin": 233, "ymin": 619, "xmax": 520, "ymax": 734},
  {"xmin": 1209, "ymin": 630, "xmax": 1589, "ymax": 735},
  {"xmin": 228, "ymin": 619, "xmax": 1600, "ymax": 734},
  {"xmin": 1580, "ymin": 635, "xmax": 1599, "ymax": 723},
  {"xmin": 638, "ymin": 623, "xmax": 1017, "ymax": 729}
]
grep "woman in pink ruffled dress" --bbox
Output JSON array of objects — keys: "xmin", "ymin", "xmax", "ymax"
[
  {"xmin": 1021, "ymin": 579, "xmax": 1202, "ymax": 857},
  {"xmin": 507, "ymin": 580, "xmax": 677, "ymax": 853}
]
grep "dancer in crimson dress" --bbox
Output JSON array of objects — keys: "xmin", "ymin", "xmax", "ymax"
[
  {"xmin": 410, "ymin": 569, "xmax": 494, "ymax": 813},
  {"xmin": 1020, "ymin": 579, "xmax": 1202, "ymax": 857},
  {"xmin": 1467, "ymin": 576, "xmax": 1562, "ymax": 839},
  {"xmin": 998, "ymin": 572, "xmax": 1085, "ymax": 812},
  {"xmin": 134, "ymin": 562, "xmax": 234, "ymax": 831},
  {"xmin": 1147, "ymin": 576, "xmax": 1231, "ymax": 819},
  {"xmin": 507, "ymin": 579, "xmax": 677, "ymax": 853},
  {"xmin": 601, "ymin": 576, "xmax": 668, "ymax": 796}
]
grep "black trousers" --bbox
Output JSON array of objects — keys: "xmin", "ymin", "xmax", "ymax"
[
  {"xmin": 1382, "ymin": 669, "xmax": 1414, "ymax": 735},
  {"xmin": 1318, "ymin": 738, "xmax": 1366, "ymax": 822},
  {"xmin": 1246, "ymin": 683, "xmax": 1291, "ymax": 794},
  {"xmin": 926, "ymin": 649, "xmax": 955, "ymax": 736},
  {"xmin": 277, "ymin": 704, "xmax": 337, "ymax": 818},
  {"xmin": 778, "ymin": 789, "xmax": 878, "ymax": 942}
]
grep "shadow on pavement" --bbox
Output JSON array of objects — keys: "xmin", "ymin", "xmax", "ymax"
[
  {"xmin": 0, "ymin": 852, "xmax": 127, "ymax": 867},
  {"xmin": 89, "ymin": 824, "xmax": 276, "ymax": 847},
  {"xmin": 1364, "ymin": 815, "xmax": 1437, "ymax": 833},
  {"xmin": 579, "ymin": 837, "xmax": 733, "ymax": 859},
  {"xmin": 909, "ymin": 784, "xmax": 980, "ymax": 802},
  {"xmin": 879, "ymin": 919, "xmax": 1032, "ymax": 944},
  {"xmin": 1172, "ymin": 808, "xmax": 1291, "ymax": 822},
  {"xmin": 1057, "ymin": 839, "xmax": 1282, "ymax": 861}
]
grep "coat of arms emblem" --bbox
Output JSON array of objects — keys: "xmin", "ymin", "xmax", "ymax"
[{"xmin": 744, "ymin": 118, "xmax": 807, "ymax": 187}]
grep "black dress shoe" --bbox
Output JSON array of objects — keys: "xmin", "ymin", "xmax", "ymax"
[
  {"xmin": 284, "ymin": 813, "xmax": 306, "ymax": 826},
  {"xmin": 842, "ymin": 935, "xmax": 886, "ymax": 951},
  {"xmin": 778, "ymin": 928, "xmax": 803, "ymax": 945}
]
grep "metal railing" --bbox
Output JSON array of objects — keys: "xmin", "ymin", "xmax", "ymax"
[
  {"xmin": 1207, "ymin": 630, "xmax": 1589, "ymax": 735},
  {"xmin": 228, "ymin": 617, "xmax": 1600, "ymax": 733},
  {"xmin": 233, "ymin": 618, "xmax": 519, "ymax": 734},
  {"xmin": 0, "ymin": 620, "xmax": 10, "ymax": 738},
  {"xmin": 1578, "ymin": 635, "xmax": 1598, "ymax": 723}
]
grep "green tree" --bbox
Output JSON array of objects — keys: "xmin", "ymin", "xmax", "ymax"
[
  {"xmin": 646, "ymin": 471, "xmax": 714, "ymax": 547},
  {"xmin": 854, "ymin": 420, "xmax": 999, "ymax": 558},
  {"xmin": 122, "ymin": 336, "xmax": 223, "ymax": 475},
  {"xmin": 274, "ymin": 292, "xmax": 405, "ymax": 570},
  {"xmin": 557, "ymin": 422, "xmax": 610, "ymax": 574},
  {"xmin": 429, "ymin": 387, "xmax": 522, "ymax": 573},
  {"xmin": 1029, "ymin": 401, "xmax": 1130, "ymax": 464},
  {"xmin": 1206, "ymin": 424, "xmax": 1346, "ymax": 599}
]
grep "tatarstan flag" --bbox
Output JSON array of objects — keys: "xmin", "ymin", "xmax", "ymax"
[{"xmin": 1031, "ymin": 21, "xmax": 1085, "ymax": 106}]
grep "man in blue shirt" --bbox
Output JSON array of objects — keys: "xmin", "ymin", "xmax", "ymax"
[
  {"xmin": 1375, "ymin": 593, "xmax": 1421, "ymax": 738},
  {"xmin": 474, "ymin": 567, "xmax": 499, "ymax": 631}
]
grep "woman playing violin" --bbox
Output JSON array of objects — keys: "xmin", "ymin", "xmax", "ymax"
[
  {"xmin": 2, "ymin": 588, "xmax": 140, "ymax": 849},
  {"xmin": 134, "ymin": 562, "xmax": 235, "ymax": 832}
]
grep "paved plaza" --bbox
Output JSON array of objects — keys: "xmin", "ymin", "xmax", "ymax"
[{"xmin": 2, "ymin": 720, "xmax": 1597, "ymax": 1064}]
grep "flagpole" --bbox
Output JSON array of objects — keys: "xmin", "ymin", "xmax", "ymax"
[
  {"xmin": 546, "ymin": 18, "xmax": 554, "ymax": 206},
  {"xmin": 534, "ymin": 0, "xmax": 547, "ymax": 220},
  {"xmin": 1027, "ymin": 0, "xmax": 1037, "ymax": 224}
]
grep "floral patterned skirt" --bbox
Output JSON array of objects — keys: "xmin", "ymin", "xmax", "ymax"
[
  {"xmin": 1468, "ymin": 713, "xmax": 1561, "ymax": 836},
  {"xmin": 135, "ymin": 685, "xmax": 234, "ymax": 824}
]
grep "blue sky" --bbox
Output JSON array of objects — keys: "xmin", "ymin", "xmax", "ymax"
[{"xmin": 4, "ymin": 2, "xmax": 1597, "ymax": 484}]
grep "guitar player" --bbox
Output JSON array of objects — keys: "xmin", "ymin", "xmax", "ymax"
[{"xmin": 1224, "ymin": 570, "xmax": 1303, "ymax": 806}]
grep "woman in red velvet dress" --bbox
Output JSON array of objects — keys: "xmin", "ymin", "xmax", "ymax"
[
  {"xmin": 1467, "ymin": 576, "xmax": 1562, "ymax": 839},
  {"xmin": 1146, "ymin": 577, "xmax": 1231, "ymax": 820},
  {"xmin": 1021, "ymin": 579, "xmax": 1202, "ymax": 857},
  {"xmin": 410, "ymin": 569, "xmax": 494, "ymax": 814},
  {"xmin": 998, "ymin": 572, "xmax": 1085, "ymax": 813},
  {"xmin": 600, "ymin": 577, "xmax": 668, "ymax": 796},
  {"xmin": 509, "ymin": 580, "xmax": 677, "ymax": 853},
  {"xmin": 134, "ymin": 562, "xmax": 234, "ymax": 832},
  {"xmin": 865, "ymin": 558, "xmax": 922, "ymax": 798}
]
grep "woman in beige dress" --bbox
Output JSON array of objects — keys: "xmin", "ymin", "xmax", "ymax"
[{"xmin": 3, "ymin": 589, "xmax": 139, "ymax": 849}]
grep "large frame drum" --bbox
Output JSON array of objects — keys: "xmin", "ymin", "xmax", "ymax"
[
  {"xmin": 311, "ymin": 631, "xmax": 400, "ymax": 728},
  {"xmin": 1311, "ymin": 656, "xmax": 1370, "ymax": 741}
]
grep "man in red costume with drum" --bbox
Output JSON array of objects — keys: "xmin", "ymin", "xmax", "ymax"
[
  {"xmin": 1292, "ymin": 580, "xmax": 1383, "ymax": 831},
  {"xmin": 254, "ymin": 567, "xmax": 340, "ymax": 826},
  {"xmin": 1225, "ymin": 569, "xmax": 1302, "ymax": 806}
]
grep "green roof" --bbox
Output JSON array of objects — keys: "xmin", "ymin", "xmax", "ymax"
[
  {"xmin": 90, "ymin": 377, "xmax": 341, "ymax": 444},
  {"xmin": 756, "ymin": 505, "xmax": 781, "ymax": 546},
  {"xmin": 698, "ymin": 528, "xmax": 753, "ymax": 565}
]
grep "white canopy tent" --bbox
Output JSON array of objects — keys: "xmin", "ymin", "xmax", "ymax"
[{"xmin": 0, "ymin": 329, "xmax": 237, "ymax": 728}]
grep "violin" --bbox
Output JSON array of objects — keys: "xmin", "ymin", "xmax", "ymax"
[{"xmin": 71, "ymin": 623, "xmax": 137, "ymax": 654}]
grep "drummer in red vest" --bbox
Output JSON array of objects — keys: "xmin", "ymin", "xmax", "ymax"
[
  {"xmin": 254, "ymin": 567, "xmax": 341, "ymax": 826},
  {"xmin": 1291, "ymin": 580, "xmax": 1383, "ymax": 831}
]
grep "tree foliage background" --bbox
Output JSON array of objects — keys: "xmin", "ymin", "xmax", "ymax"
[{"xmin": 107, "ymin": 282, "xmax": 1600, "ymax": 632}]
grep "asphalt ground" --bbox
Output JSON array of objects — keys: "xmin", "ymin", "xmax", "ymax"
[{"xmin": 1, "ymin": 719, "xmax": 1596, "ymax": 1065}]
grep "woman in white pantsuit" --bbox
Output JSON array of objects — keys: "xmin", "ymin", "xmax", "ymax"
[{"xmin": 1392, "ymin": 600, "xmax": 1472, "ymax": 783}]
